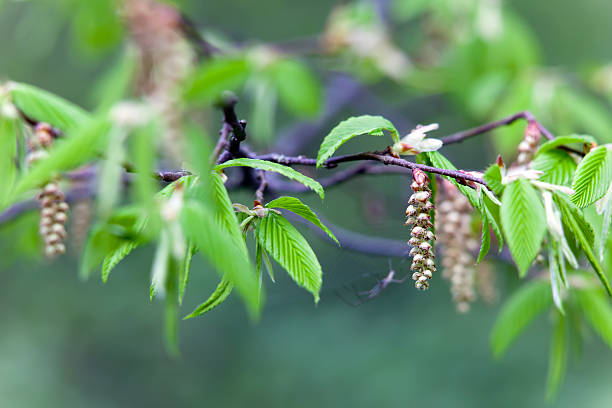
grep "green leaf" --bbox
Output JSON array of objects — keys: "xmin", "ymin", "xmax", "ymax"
[
  {"xmin": 9, "ymin": 82, "xmax": 90, "ymax": 130},
  {"xmin": 209, "ymin": 172, "xmax": 248, "ymax": 251},
  {"xmin": 101, "ymin": 241, "xmax": 138, "ymax": 283},
  {"xmin": 476, "ymin": 215, "xmax": 491, "ymax": 264},
  {"xmin": 269, "ymin": 58, "xmax": 322, "ymax": 117},
  {"xmin": 183, "ymin": 276, "xmax": 233, "ymax": 319},
  {"xmin": 535, "ymin": 135, "xmax": 595, "ymax": 156},
  {"xmin": 316, "ymin": 115, "xmax": 399, "ymax": 167},
  {"xmin": 184, "ymin": 58, "xmax": 249, "ymax": 102},
  {"xmin": 482, "ymin": 196, "xmax": 504, "ymax": 252},
  {"xmin": 179, "ymin": 242, "xmax": 195, "ymax": 305},
  {"xmin": 555, "ymin": 194, "xmax": 612, "ymax": 298},
  {"xmin": 490, "ymin": 281, "xmax": 552, "ymax": 357},
  {"xmin": 0, "ymin": 117, "xmax": 17, "ymax": 206},
  {"xmin": 180, "ymin": 202, "xmax": 259, "ymax": 318},
  {"xmin": 554, "ymin": 193, "xmax": 595, "ymax": 247},
  {"xmin": 256, "ymin": 212, "xmax": 322, "ymax": 303},
  {"xmin": 531, "ymin": 150, "xmax": 577, "ymax": 186},
  {"xmin": 576, "ymin": 289, "xmax": 612, "ymax": 349},
  {"xmin": 266, "ymin": 196, "xmax": 339, "ymax": 245},
  {"xmin": 500, "ymin": 179, "xmax": 546, "ymax": 277},
  {"xmin": 80, "ymin": 207, "xmax": 141, "ymax": 280},
  {"xmin": 484, "ymin": 163, "xmax": 504, "ymax": 196},
  {"xmin": 571, "ymin": 146, "xmax": 612, "ymax": 208},
  {"xmin": 8, "ymin": 117, "xmax": 110, "ymax": 205},
  {"xmin": 216, "ymin": 158, "xmax": 324, "ymax": 198},
  {"xmin": 546, "ymin": 312, "xmax": 568, "ymax": 401}
]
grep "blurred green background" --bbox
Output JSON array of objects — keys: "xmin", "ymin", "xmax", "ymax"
[{"xmin": 2, "ymin": 0, "xmax": 612, "ymax": 407}]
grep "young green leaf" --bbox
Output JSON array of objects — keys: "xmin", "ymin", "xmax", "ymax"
[
  {"xmin": 316, "ymin": 115, "xmax": 399, "ymax": 167},
  {"xmin": 180, "ymin": 201, "xmax": 259, "ymax": 318},
  {"xmin": 215, "ymin": 158, "xmax": 324, "ymax": 198},
  {"xmin": 476, "ymin": 215, "xmax": 491, "ymax": 264},
  {"xmin": 256, "ymin": 212, "xmax": 322, "ymax": 303},
  {"xmin": 484, "ymin": 163, "xmax": 504, "ymax": 196},
  {"xmin": 178, "ymin": 242, "xmax": 195, "ymax": 305},
  {"xmin": 490, "ymin": 281, "xmax": 552, "ymax": 357},
  {"xmin": 554, "ymin": 194, "xmax": 612, "ymax": 297},
  {"xmin": 9, "ymin": 81, "xmax": 91, "ymax": 130},
  {"xmin": 266, "ymin": 196, "xmax": 339, "ymax": 245},
  {"xmin": 535, "ymin": 134, "xmax": 595, "ymax": 156},
  {"xmin": 546, "ymin": 312, "xmax": 568, "ymax": 401},
  {"xmin": 500, "ymin": 179, "xmax": 546, "ymax": 277},
  {"xmin": 570, "ymin": 145, "xmax": 612, "ymax": 208},
  {"xmin": 531, "ymin": 150, "xmax": 577, "ymax": 186},
  {"xmin": 576, "ymin": 289, "xmax": 612, "ymax": 349},
  {"xmin": 183, "ymin": 276, "xmax": 233, "ymax": 319},
  {"xmin": 101, "ymin": 241, "xmax": 139, "ymax": 283}
]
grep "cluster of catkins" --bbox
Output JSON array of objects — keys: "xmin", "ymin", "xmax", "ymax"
[
  {"xmin": 405, "ymin": 169, "xmax": 436, "ymax": 290},
  {"xmin": 436, "ymin": 180, "xmax": 479, "ymax": 312},
  {"xmin": 123, "ymin": 0, "xmax": 194, "ymax": 164},
  {"xmin": 26, "ymin": 123, "xmax": 69, "ymax": 257},
  {"xmin": 516, "ymin": 121, "xmax": 542, "ymax": 166}
]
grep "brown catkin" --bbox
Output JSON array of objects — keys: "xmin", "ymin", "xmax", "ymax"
[
  {"xmin": 70, "ymin": 199, "xmax": 93, "ymax": 253},
  {"xmin": 27, "ymin": 123, "xmax": 69, "ymax": 258},
  {"xmin": 405, "ymin": 169, "xmax": 436, "ymax": 290},
  {"xmin": 476, "ymin": 261, "xmax": 498, "ymax": 305},
  {"xmin": 436, "ymin": 180, "xmax": 478, "ymax": 312},
  {"xmin": 516, "ymin": 121, "xmax": 541, "ymax": 166},
  {"xmin": 37, "ymin": 181, "xmax": 69, "ymax": 257},
  {"xmin": 123, "ymin": 0, "xmax": 194, "ymax": 165}
]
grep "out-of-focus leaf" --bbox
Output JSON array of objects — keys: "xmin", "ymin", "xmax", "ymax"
[
  {"xmin": 316, "ymin": 115, "xmax": 399, "ymax": 167},
  {"xmin": 256, "ymin": 212, "xmax": 322, "ymax": 303},
  {"xmin": 576, "ymin": 289, "xmax": 612, "ymax": 349},
  {"xmin": 184, "ymin": 57, "xmax": 249, "ymax": 102},
  {"xmin": 570, "ymin": 146, "xmax": 612, "ymax": 208},
  {"xmin": 91, "ymin": 50, "xmax": 136, "ymax": 110},
  {"xmin": 216, "ymin": 158, "xmax": 324, "ymax": 198},
  {"xmin": 546, "ymin": 312, "xmax": 568, "ymax": 401},
  {"xmin": 269, "ymin": 58, "xmax": 322, "ymax": 117},
  {"xmin": 180, "ymin": 201, "xmax": 259, "ymax": 318},
  {"xmin": 0, "ymin": 117, "xmax": 17, "ymax": 206},
  {"xmin": 9, "ymin": 81, "xmax": 90, "ymax": 130},
  {"xmin": 247, "ymin": 76, "xmax": 276, "ymax": 144},
  {"xmin": 490, "ymin": 281, "xmax": 552, "ymax": 357},
  {"xmin": 266, "ymin": 196, "xmax": 338, "ymax": 244},
  {"xmin": 178, "ymin": 242, "xmax": 195, "ymax": 305},
  {"xmin": 500, "ymin": 179, "xmax": 546, "ymax": 277},
  {"xmin": 184, "ymin": 276, "xmax": 233, "ymax": 319},
  {"xmin": 8, "ymin": 117, "xmax": 110, "ymax": 206}
]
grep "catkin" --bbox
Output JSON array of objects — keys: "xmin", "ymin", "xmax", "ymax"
[
  {"xmin": 405, "ymin": 169, "xmax": 436, "ymax": 290},
  {"xmin": 123, "ymin": 0, "xmax": 194, "ymax": 165},
  {"xmin": 27, "ymin": 123, "xmax": 69, "ymax": 258},
  {"xmin": 436, "ymin": 180, "xmax": 478, "ymax": 312}
]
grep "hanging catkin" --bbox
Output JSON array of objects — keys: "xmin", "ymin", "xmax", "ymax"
[
  {"xmin": 436, "ymin": 180, "xmax": 478, "ymax": 312},
  {"xmin": 405, "ymin": 169, "xmax": 436, "ymax": 290},
  {"xmin": 26, "ymin": 123, "xmax": 69, "ymax": 258}
]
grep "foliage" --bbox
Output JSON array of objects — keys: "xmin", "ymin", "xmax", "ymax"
[{"xmin": 1, "ymin": 0, "xmax": 612, "ymax": 401}]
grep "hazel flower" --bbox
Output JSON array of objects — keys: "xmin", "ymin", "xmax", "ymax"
[{"xmin": 391, "ymin": 123, "xmax": 443, "ymax": 156}]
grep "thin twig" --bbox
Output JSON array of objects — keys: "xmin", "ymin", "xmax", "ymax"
[{"xmin": 440, "ymin": 111, "xmax": 554, "ymax": 145}]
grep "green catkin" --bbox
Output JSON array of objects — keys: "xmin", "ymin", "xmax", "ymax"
[{"xmin": 405, "ymin": 169, "xmax": 436, "ymax": 290}]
